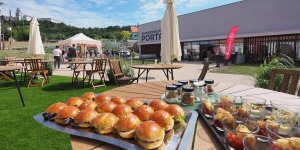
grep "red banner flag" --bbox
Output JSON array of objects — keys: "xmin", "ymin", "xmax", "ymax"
[{"xmin": 225, "ymin": 26, "xmax": 239, "ymax": 60}]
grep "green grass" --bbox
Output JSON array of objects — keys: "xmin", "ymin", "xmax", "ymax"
[
  {"xmin": 209, "ymin": 64, "xmax": 261, "ymax": 76},
  {"xmin": 0, "ymin": 75, "xmax": 117, "ymax": 150}
]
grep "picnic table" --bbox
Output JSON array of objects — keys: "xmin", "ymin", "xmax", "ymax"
[
  {"xmin": 130, "ymin": 64, "xmax": 183, "ymax": 82},
  {"xmin": 0, "ymin": 66, "xmax": 26, "ymax": 106}
]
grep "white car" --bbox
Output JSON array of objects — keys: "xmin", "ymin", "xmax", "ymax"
[{"xmin": 120, "ymin": 51, "xmax": 131, "ymax": 58}]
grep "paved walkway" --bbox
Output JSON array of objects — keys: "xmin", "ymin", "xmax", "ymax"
[{"xmin": 53, "ymin": 60, "xmax": 255, "ymax": 86}]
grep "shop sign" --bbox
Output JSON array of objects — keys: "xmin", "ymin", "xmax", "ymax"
[{"xmin": 141, "ymin": 29, "xmax": 161, "ymax": 42}]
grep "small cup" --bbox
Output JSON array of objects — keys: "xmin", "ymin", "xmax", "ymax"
[
  {"xmin": 241, "ymin": 96, "xmax": 266, "ymax": 119},
  {"xmin": 214, "ymin": 93, "xmax": 236, "ymax": 105},
  {"xmin": 212, "ymin": 103, "xmax": 237, "ymax": 131},
  {"xmin": 243, "ymin": 135, "xmax": 291, "ymax": 150},
  {"xmin": 266, "ymin": 122, "xmax": 299, "ymax": 140},
  {"xmin": 270, "ymin": 105, "xmax": 297, "ymax": 126},
  {"xmin": 201, "ymin": 98, "xmax": 213, "ymax": 118},
  {"xmin": 223, "ymin": 116, "xmax": 259, "ymax": 150}
]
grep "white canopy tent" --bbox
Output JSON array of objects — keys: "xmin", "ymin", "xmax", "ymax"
[{"xmin": 57, "ymin": 33, "xmax": 102, "ymax": 57}]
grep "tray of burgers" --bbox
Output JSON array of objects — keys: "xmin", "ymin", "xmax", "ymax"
[{"xmin": 33, "ymin": 92, "xmax": 198, "ymax": 150}]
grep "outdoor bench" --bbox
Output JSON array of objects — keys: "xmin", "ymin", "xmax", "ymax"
[{"xmin": 141, "ymin": 54, "xmax": 159, "ymax": 64}]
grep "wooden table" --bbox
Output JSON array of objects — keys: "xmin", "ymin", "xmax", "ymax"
[
  {"xmin": 0, "ymin": 66, "xmax": 26, "ymax": 107},
  {"xmin": 70, "ymin": 81, "xmax": 300, "ymax": 150},
  {"xmin": 67, "ymin": 61, "xmax": 93, "ymax": 85},
  {"xmin": 130, "ymin": 64, "xmax": 183, "ymax": 82}
]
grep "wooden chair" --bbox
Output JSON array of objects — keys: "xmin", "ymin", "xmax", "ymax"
[
  {"xmin": 84, "ymin": 58, "xmax": 107, "ymax": 89},
  {"xmin": 108, "ymin": 59, "xmax": 138, "ymax": 86},
  {"xmin": 198, "ymin": 61, "xmax": 210, "ymax": 81},
  {"xmin": 24, "ymin": 58, "xmax": 49, "ymax": 87},
  {"xmin": 72, "ymin": 58, "xmax": 85, "ymax": 84},
  {"xmin": 269, "ymin": 68, "xmax": 300, "ymax": 96}
]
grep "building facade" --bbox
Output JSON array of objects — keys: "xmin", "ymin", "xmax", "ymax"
[
  {"xmin": 138, "ymin": 0, "xmax": 300, "ymax": 63},
  {"xmin": 37, "ymin": 18, "xmax": 61, "ymax": 24},
  {"xmin": 4, "ymin": 8, "xmax": 61, "ymax": 24},
  {"xmin": 130, "ymin": 26, "xmax": 139, "ymax": 40},
  {"xmin": 15, "ymin": 8, "xmax": 22, "ymax": 21}
]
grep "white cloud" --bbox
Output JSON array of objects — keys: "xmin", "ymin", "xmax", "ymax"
[{"xmin": 1, "ymin": 0, "xmax": 238, "ymax": 28}]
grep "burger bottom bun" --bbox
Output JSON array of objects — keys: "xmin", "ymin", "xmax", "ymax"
[
  {"xmin": 117, "ymin": 129, "xmax": 135, "ymax": 139},
  {"xmin": 93, "ymin": 126, "xmax": 114, "ymax": 134},
  {"xmin": 137, "ymin": 138, "xmax": 164, "ymax": 150},
  {"xmin": 164, "ymin": 120, "xmax": 174, "ymax": 131},
  {"xmin": 155, "ymin": 142, "xmax": 165, "ymax": 150},
  {"xmin": 77, "ymin": 123, "xmax": 92, "ymax": 128},
  {"xmin": 54, "ymin": 118, "xmax": 71, "ymax": 126}
]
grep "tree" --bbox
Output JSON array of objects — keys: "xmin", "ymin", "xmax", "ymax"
[{"xmin": 121, "ymin": 31, "xmax": 130, "ymax": 42}]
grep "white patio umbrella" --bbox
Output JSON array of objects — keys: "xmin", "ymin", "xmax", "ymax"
[
  {"xmin": 27, "ymin": 18, "xmax": 45, "ymax": 55},
  {"xmin": 160, "ymin": 0, "xmax": 181, "ymax": 64}
]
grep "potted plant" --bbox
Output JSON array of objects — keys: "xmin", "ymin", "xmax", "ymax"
[{"xmin": 45, "ymin": 62, "xmax": 54, "ymax": 76}]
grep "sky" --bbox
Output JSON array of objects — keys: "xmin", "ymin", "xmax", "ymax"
[{"xmin": 1, "ymin": 0, "xmax": 242, "ymax": 28}]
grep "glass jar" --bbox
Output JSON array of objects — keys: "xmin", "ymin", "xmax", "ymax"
[
  {"xmin": 173, "ymin": 82, "xmax": 183, "ymax": 97},
  {"xmin": 178, "ymin": 80, "xmax": 188, "ymax": 86},
  {"xmin": 193, "ymin": 81, "xmax": 207, "ymax": 101},
  {"xmin": 189, "ymin": 79, "xmax": 199, "ymax": 87},
  {"xmin": 204, "ymin": 79, "xmax": 215, "ymax": 94},
  {"xmin": 181, "ymin": 86, "xmax": 195, "ymax": 105},
  {"xmin": 165, "ymin": 85, "xmax": 178, "ymax": 104}
]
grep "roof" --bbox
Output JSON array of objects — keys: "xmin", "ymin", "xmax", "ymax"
[{"xmin": 131, "ymin": 26, "xmax": 139, "ymax": 32}]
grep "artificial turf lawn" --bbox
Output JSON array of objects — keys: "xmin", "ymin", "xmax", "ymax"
[{"xmin": 0, "ymin": 75, "xmax": 117, "ymax": 150}]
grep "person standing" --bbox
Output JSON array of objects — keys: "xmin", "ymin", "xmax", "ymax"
[
  {"xmin": 61, "ymin": 49, "xmax": 66, "ymax": 62},
  {"xmin": 52, "ymin": 46, "xmax": 62, "ymax": 69},
  {"xmin": 67, "ymin": 44, "xmax": 78, "ymax": 69},
  {"xmin": 94, "ymin": 48, "xmax": 98, "ymax": 58},
  {"xmin": 89, "ymin": 49, "xmax": 94, "ymax": 58}
]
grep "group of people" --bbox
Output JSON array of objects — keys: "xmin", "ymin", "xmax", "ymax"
[
  {"xmin": 86, "ymin": 49, "xmax": 99, "ymax": 58},
  {"xmin": 52, "ymin": 44, "xmax": 78, "ymax": 69}
]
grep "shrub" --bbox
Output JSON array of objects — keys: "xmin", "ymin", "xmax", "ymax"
[{"xmin": 254, "ymin": 53, "xmax": 296, "ymax": 90}]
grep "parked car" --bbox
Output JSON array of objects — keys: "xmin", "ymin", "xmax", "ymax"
[{"xmin": 120, "ymin": 51, "xmax": 131, "ymax": 58}]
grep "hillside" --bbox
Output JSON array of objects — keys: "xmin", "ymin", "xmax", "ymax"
[{"xmin": 2, "ymin": 20, "xmax": 131, "ymax": 42}]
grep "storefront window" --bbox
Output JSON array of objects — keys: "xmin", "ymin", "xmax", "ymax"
[
  {"xmin": 183, "ymin": 42, "xmax": 192, "ymax": 60},
  {"xmin": 191, "ymin": 42, "xmax": 200, "ymax": 60}
]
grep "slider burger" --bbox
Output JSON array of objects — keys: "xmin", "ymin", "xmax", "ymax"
[
  {"xmin": 164, "ymin": 104, "xmax": 186, "ymax": 123},
  {"xmin": 115, "ymin": 113, "xmax": 141, "ymax": 138},
  {"xmin": 112, "ymin": 104, "xmax": 133, "ymax": 117},
  {"xmin": 66, "ymin": 97, "xmax": 84, "ymax": 107},
  {"xmin": 96, "ymin": 101, "xmax": 117, "ymax": 113},
  {"xmin": 150, "ymin": 110, "xmax": 174, "ymax": 131},
  {"xmin": 126, "ymin": 98, "xmax": 144, "ymax": 110},
  {"xmin": 91, "ymin": 113, "xmax": 118, "ymax": 134},
  {"xmin": 42, "ymin": 102, "xmax": 67, "ymax": 121},
  {"xmin": 111, "ymin": 96, "xmax": 126, "ymax": 105},
  {"xmin": 135, "ymin": 121, "xmax": 165, "ymax": 149},
  {"xmin": 73, "ymin": 108, "xmax": 99, "ymax": 128},
  {"xmin": 94, "ymin": 93, "xmax": 111, "ymax": 104},
  {"xmin": 54, "ymin": 106, "xmax": 80, "ymax": 125},
  {"xmin": 133, "ymin": 105, "xmax": 154, "ymax": 121},
  {"xmin": 78, "ymin": 100, "xmax": 98, "ymax": 110},
  {"xmin": 80, "ymin": 92, "xmax": 97, "ymax": 101},
  {"xmin": 149, "ymin": 99, "xmax": 168, "ymax": 111}
]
